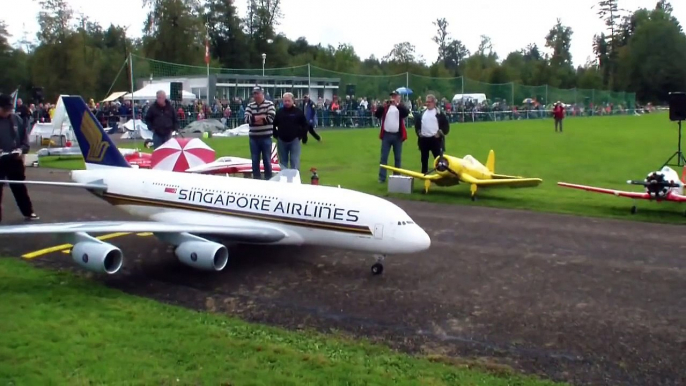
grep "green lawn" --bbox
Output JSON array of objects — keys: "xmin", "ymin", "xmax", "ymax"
[
  {"xmin": 0, "ymin": 258, "xmax": 563, "ymax": 385},
  {"xmin": 40, "ymin": 112, "xmax": 686, "ymax": 223}
]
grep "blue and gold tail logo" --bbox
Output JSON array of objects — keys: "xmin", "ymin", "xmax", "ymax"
[
  {"xmin": 61, "ymin": 96, "xmax": 131, "ymax": 169},
  {"xmin": 80, "ymin": 111, "xmax": 110, "ymax": 163}
]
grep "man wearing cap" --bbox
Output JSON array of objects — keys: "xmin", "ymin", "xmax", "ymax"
[
  {"xmin": 244, "ymin": 86, "xmax": 276, "ymax": 179},
  {"xmin": 553, "ymin": 101, "xmax": 564, "ymax": 132},
  {"xmin": 374, "ymin": 90, "xmax": 409, "ymax": 183},
  {"xmin": 0, "ymin": 94, "xmax": 39, "ymax": 222}
]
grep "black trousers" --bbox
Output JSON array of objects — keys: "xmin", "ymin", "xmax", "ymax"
[
  {"xmin": 302, "ymin": 124, "xmax": 321, "ymax": 144},
  {"xmin": 419, "ymin": 136, "xmax": 443, "ymax": 174},
  {"xmin": 0, "ymin": 155, "xmax": 34, "ymax": 221}
]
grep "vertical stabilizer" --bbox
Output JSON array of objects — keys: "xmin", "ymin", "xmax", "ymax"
[
  {"xmin": 61, "ymin": 96, "xmax": 131, "ymax": 169},
  {"xmin": 486, "ymin": 150, "xmax": 495, "ymax": 173}
]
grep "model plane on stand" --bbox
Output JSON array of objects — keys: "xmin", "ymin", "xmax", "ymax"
[
  {"xmin": 558, "ymin": 166, "xmax": 686, "ymax": 215},
  {"xmin": 381, "ymin": 149, "xmax": 543, "ymax": 200},
  {"xmin": 0, "ymin": 96, "xmax": 431, "ymax": 276}
]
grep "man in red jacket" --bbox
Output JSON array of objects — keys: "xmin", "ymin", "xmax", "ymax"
[
  {"xmin": 374, "ymin": 91, "xmax": 409, "ymax": 183},
  {"xmin": 553, "ymin": 101, "xmax": 565, "ymax": 132}
]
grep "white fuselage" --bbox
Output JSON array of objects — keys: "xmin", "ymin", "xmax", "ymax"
[{"xmin": 70, "ymin": 167, "xmax": 430, "ymax": 255}]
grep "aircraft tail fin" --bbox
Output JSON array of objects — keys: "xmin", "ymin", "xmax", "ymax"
[
  {"xmin": 61, "ymin": 96, "xmax": 131, "ymax": 170},
  {"xmin": 270, "ymin": 142, "xmax": 278, "ymax": 165},
  {"xmin": 486, "ymin": 149, "xmax": 495, "ymax": 173}
]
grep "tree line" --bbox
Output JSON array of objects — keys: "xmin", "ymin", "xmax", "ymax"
[{"xmin": 0, "ymin": 0, "xmax": 684, "ymax": 104}]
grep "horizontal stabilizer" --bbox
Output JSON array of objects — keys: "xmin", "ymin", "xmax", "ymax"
[
  {"xmin": 0, "ymin": 180, "xmax": 107, "ymax": 190},
  {"xmin": 0, "ymin": 221, "xmax": 287, "ymax": 243}
]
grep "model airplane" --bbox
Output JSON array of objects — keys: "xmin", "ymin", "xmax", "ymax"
[
  {"xmin": 381, "ymin": 149, "xmax": 543, "ymax": 200},
  {"xmin": 558, "ymin": 166, "xmax": 686, "ymax": 215},
  {"xmin": 0, "ymin": 96, "xmax": 430, "ymax": 276}
]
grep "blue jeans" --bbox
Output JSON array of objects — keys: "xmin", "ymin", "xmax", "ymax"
[
  {"xmin": 379, "ymin": 132, "xmax": 403, "ymax": 182},
  {"xmin": 152, "ymin": 132, "xmax": 171, "ymax": 148},
  {"xmin": 277, "ymin": 138, "xmax": 301, "ymax": 170},
  {"xmin": 249, "ymin": 136, "xmax": 273, "ymax": 179}
]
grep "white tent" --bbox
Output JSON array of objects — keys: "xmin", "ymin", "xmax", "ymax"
[
  {"xmin": 102, "ymin": 91, "xmax": 127, "ymax": 102},
  {"xmin": 123, "ymin": 82, "xmax": 196, "ymax": 101}
]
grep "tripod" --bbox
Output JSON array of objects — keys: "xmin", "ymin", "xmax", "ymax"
[{"xmin": 661, "ymin": 120, "xmax": 686, "ymax": 168}]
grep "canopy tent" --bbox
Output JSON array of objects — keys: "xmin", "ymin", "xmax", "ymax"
[
  {"xmin": 123, "ymin": 82, "xmax": 196, "ymax": 101},
  {"xmin": 101, "ymin": 91, "xmax": 127, "ymax": 102}
]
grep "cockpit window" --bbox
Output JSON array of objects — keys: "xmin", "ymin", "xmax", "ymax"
[{"xmin": 397, "ymin": 221, "xmax": 414, "ymax": 225}]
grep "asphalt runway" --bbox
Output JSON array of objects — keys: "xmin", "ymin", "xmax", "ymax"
[{"xmin": 1, "ymin": 168, "xmax": 685, "ymax": 386}]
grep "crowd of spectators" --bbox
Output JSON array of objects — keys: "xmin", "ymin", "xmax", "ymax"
[{"xmin": 21, "ymin": 93, "xmax": 643, "ymax": 131}]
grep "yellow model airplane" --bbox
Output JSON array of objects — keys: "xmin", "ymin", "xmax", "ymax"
[{"xmin": 381, "ymin": 150, "xmax": 543, "ymax": 200}]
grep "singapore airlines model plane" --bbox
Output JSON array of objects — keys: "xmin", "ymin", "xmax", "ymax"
[{"xmin": 0, "ymin": 96, "xmax": 430, "ymax": 276}]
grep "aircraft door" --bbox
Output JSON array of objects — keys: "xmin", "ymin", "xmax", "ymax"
[{"xmin": 373, "ymin": 224, "xmax": 384, "ymax": 239}]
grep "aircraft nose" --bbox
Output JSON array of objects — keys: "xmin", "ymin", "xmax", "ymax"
[{"xmin": 410, "ymin": 226, "xmax": 431, "ymax": 252}]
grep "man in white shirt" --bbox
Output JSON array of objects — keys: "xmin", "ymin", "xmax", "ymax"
[
  {"xmin": 374, "ymin": 91, "xmax": 410, "ymax": 183},
  {"xmin": 414, "ymin": 94, "xmax": 450, "ymax": 174}
]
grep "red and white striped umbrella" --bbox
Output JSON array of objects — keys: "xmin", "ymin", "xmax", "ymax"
[{"xmin": 151, "ymin": 138, "xmax": 216, "ymax": 172}]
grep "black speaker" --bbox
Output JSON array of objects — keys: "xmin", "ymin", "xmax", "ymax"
[
  {"xmin": 345, "ymin": 84, "xmax": 355, "ymax": 96},
  {"xmin": 669, "ymin": 92, "xmax": 686, "ymax": 122},
  {"xmin": 170, "ymin": 82, "xmax": 183, "ymax": 102},
  {"xmin": 32, "ymin": 87, "xmax": 44, "ymax": 103}
]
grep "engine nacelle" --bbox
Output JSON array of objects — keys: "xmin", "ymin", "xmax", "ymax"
[
  {"xmin": 174, "ymin": 241, "xmax": 229, "ymax": 271},
  {"xmin": 71, "ymin": 241, "xmax": 124, "ymax": 274}
]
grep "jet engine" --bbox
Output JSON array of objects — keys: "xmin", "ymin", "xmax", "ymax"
[
  {"xmin": 644, "ymin": 171, "xmax": 672, "ymax": 199},
  {"xmin": 71, "ymin": 241, "xmax": 123, "ymax": 274},
  {"xmin": 175, "ymin": 241, "xmax": 229, "ymax": 271}
]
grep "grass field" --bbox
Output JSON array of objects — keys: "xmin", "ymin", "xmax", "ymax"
[
  {"xmin": 40, "ymin": 112, "xmax": 686, "ymax": 223},
  {"xmin": 0, "ymin": 258, "xmax": 563, "ymax": 386}
]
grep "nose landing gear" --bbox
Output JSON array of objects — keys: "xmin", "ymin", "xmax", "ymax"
[{"xmin": 371, "ymin": 254, "xmax": 385, "ymax": 275}]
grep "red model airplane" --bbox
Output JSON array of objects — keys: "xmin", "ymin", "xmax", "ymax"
[
  {"xmin": 558, "ymin": 166, "xmax": 686, "ymax": 215},
  {"xmin": 119, "ymin": 142, "xmax": 281, "ymax": 177}
]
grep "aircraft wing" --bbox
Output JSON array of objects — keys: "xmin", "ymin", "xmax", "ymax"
[
  {"xmin": 460, "ymin": 173, "xmax": 542, "ymax": 188},
  {"xmin": 0, "ymin": 221, "xmax": 286, "ymax": 243},
  {"xmin": 557, "ymin": 182, "xmax": 650, "ymax": 199},
  {"xmin": 666, "ymin": 192, "xmax": 686, "ymax": 202},
  {"xmin": 379, "ymin": 165, "xmax": 442, "ymax": 181}
]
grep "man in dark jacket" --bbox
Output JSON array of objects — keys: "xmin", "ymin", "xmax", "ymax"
[
  {"xmin": 374, "ymin": 91, "xmax": 409, "ymax": 183},
  {"xmin": 273, "ymin": 92, "xmax": 308, "ymax": 170},
  {"xmin": 414, "ymin": 94, "xmax": 450, "ymax": 174},
  {"xmin": 0, "ymin": 94, "xmax": 39, "ymax": 222},
  {"xmin": 144, "ymin": 90, "xmax": 178, "ymax": 148},
  {"xmin": 301, "ymin": 94, "xmax": 321, "ymax": 144}
]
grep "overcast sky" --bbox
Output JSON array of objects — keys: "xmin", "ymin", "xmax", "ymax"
[{"xmin": 5, "ymin": 0, "xmax": 685, "ymax": 68}]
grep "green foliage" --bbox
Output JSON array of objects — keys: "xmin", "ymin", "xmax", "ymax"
[
  {"xmin": 0, "ymin": 258, "xmax": 564, "ymax": 385},
  {"xmin": 0, "ymin": 0, "xmax": 684, "ymax": 103}
]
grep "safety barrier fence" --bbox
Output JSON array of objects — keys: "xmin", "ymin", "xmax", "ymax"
[
  {"xmin": 124, "ymin": 55, "xmax": 637, "ymax": 110},
  {"xmin": 95, "ymin": 107, "xmax": 655, "ymax": 133}
]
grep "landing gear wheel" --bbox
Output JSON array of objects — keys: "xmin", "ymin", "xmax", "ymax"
[
  {"xmin": 630, "ymin": 206, "xmax": 637, "ymax": 214},
  {"xmin": 371, "ymin": 263, "xmax": 384, "ymax": 275},
  {"xmin": 143, "ymin": 139, "xmax": 154, "ymax": 149}
]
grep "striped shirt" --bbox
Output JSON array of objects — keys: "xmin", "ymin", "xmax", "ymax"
[{"xmin": 244, "ymin": 99, "xmax": 276, "ymax": 137}]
